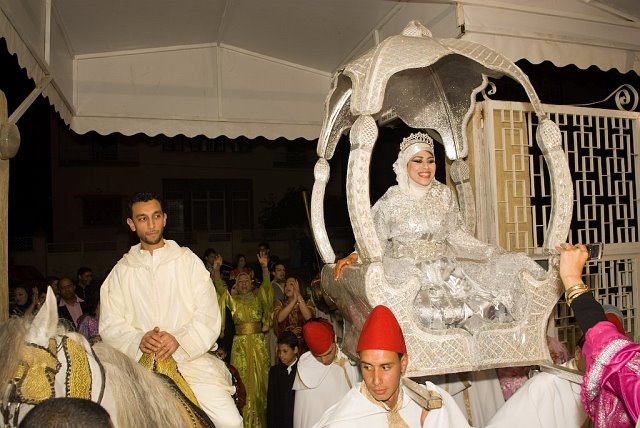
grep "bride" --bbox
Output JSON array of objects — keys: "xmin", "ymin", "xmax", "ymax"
[{"xmin": 335, "ymin": 131, "xmax": 545, "ymax": 331}]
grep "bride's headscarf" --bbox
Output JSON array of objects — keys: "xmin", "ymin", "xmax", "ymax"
[{"xmin": 392, "ymin": 132, "xmax": 435, "ymax": 199}]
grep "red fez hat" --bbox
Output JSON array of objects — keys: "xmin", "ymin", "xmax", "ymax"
[
  {"xmin": 605, "ymin": 313, "xmax": 625, "ymax": 334},
  {"xmin": 303, "ymin": 319, "xmax": 335, "ymax": 355},
  {"xmin": 603, "ymin": 304, "xmax": 625, "ymax": 334},
  {"xmin": 357, "ymin": 305, "xmax": 406, "ymax": 354}
]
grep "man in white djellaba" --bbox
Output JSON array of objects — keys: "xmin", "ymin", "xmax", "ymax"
[
  {"xmin": 99, "ymin": 191, "xmax": 243, "ymax": 428},
  {"xmin": 312, "ymin": 305, "xmax": 471, "ymax": 428},
  {"xmin": 292, "ymin": 318, "xmax": 361, "ymax": 428}
]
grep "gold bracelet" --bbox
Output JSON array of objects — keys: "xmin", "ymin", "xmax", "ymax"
[
  {"xmin": 564, "ymin": 283, "xmax": 588, "ymax": 296},
  {"xmin": 567, "ymin": 289, "xmax": 590, "ymax": 306},
  {"xmin": 565, "ymin": 283, "xmax": 588, "ymax": 298},
  {"xmin": 566, "ymin": 285, "xmax": 589, "ymax": 301}
]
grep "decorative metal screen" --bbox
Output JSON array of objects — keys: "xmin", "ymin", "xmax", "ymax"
[{"xmin": 474, "ymin": 100, "xmax": 639, "ymax": 350}]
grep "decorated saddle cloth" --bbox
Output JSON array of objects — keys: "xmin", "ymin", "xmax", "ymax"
[{"xmin": 139, "ymin": 353, "xmax": 216, "ymax": 428}]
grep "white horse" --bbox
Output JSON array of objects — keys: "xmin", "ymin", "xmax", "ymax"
[{"xmin": 1, "ymin": 288, "xmax": 214, "ymax": 427}]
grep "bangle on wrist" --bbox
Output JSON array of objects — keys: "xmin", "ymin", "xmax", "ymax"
[
  {"xmin": 566, "ymin": 288, "xmax": 590, "ymax": 306},
  {"xmin": 565, "ymin": 284, "xmax": 589, "ymax": 300},
  {"xmin": 564, "ymin": 283, "xmax": 587, "ymax": 296}
]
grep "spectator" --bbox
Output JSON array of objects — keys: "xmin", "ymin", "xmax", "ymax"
[
  {"xmin": 558, "ymin": 243, "xmax": 640, "ymax": 428},
  {"xmin": 293, "ymin": 318, "xmax": 361, "ymax": 428},
  {"xmin": 273, "ymin": 276, "xmax": 315, "ymax": 355},
  {"xmin": 77, "ymin": 298, "xmax": 101, "ymax": 344},
  {"xmin": 213, "ymin": 250, "xmax": 273, "ymax": 428},
  {"xmin": 18, "ymin": 397, "xmax": 113, "ymax": 428},
  {"xmin": 267, "ymin": 262, "xmax": 287, "ymax": 365},
  {"xmin": 9, "ymin": 284, "xmax": 38, "ymax": 317},
  {"xmin": 267, "ymin": 331, "xmax": 300, "ymax": 428},
  {"xmin": 229, "ymin": 254, "xmax": 254, "ymax": 282},
  {"xmin": 44, "ymin": 275, "xmax": 60, "ymax": 300},
  {"xmin": 253, "ymin": 242, "xmax": 280, "ymax": 283},
  {"xmin": 57, "ymin": 276, "xmax": 87, "ymax": 330},
  {"xmin": 76, "ymin": 266, "xmax": 94, "ymax": 301},
  {"xmin": 203, "ymin": 248, "xmax": 218, "ymax": 276},
  {"xmin": 270, "ymin": 262, "xmax": 287, "ymax": 302}
]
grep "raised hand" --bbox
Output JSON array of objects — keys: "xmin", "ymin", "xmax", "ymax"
[{"xmin": 257, "ymin": 249, "xmax": 269, "ymax": 268}]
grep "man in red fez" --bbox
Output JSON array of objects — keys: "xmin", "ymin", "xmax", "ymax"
[
  {"xmin": 312, "ymin": 305, "xmax": 470, "ymax": 427},
  {"xmin": 292, "ymin": 318, "xmax": 361, "ymax": 428}
]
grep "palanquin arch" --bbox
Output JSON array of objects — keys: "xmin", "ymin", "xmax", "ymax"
[{"xmin": 310, "ymin": 20, "xmax": 574, "ymax": 376}]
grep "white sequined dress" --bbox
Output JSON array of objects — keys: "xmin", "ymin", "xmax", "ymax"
[{"xmin": 371, "ymin": 180, "xmax": 544, "ymax": 331}]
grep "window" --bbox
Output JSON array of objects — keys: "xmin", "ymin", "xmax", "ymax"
[
  {"xmin": 164, "ymin": 180, "xmax": 252, "ymax": 232},
  {"xmin": 82, "ymin": 195, "xmax": 123, "ymax": 227}
]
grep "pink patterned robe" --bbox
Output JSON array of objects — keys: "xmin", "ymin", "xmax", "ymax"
[{"xmin": 582, "ymin": 321, "xmax": 640, "ymax": 427}]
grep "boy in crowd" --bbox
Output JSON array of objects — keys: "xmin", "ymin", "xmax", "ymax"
[{"xmin": 267, "ymin": 331, "xmax": 300, "ymax": 428}]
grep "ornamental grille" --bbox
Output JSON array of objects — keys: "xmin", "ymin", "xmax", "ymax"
[{"xmin": 475, "ymin": 100, "xmax": 639, "ymax": 350}]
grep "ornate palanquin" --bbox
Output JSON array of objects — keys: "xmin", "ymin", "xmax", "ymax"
[{"xmin": 310, "ymin": 21, "xmax": 574, "ymax": 376}]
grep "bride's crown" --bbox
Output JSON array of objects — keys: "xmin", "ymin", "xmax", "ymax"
[{"xmin": 400, "ymin": 132, "xmax": 434, "ymax": 152}]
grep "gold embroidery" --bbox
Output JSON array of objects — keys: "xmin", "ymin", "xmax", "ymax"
[
  {"xmin": 14, "ymin": 339, "xmax": 60, "ymax": 404},
  {"xmin": 360, "ymin": 382, "xmax": 409, "ymax": 428},
  {"xmin": 139, "ymin": 353, "xmax": 200, "ymax": 406},
  {"xmin": 139, "ymin": 353, "xmax": 208, "ymax": 427},
  {"xmin": 335, "ymin": 357, "xmax": 353, "ymax": 389},
  {"xmin": 63, "ymin": 336, "xmax": 92, "ymax": 399}
]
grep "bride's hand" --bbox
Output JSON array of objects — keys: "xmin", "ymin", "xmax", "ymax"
[{"xmin": 334, "ymin": 252, "xmax": 359, "ymax": 280}]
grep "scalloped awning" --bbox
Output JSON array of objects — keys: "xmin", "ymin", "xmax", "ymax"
[{"xmin": 1, "ymin": 0, "xmax": 638, "ymax": 140}]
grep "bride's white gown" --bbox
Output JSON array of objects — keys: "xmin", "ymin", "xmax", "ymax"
[{"xmin": 370, "ymin": 180, "xmax": 544, "ymax": 331}]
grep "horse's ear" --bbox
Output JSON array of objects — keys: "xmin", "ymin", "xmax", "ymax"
[{"xmin": 26, "ymin": 287, "xmax": 59, "ymax": 345}]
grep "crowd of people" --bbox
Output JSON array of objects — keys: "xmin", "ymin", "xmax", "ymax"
[
  {"xmin": 9, "ymin": 266, "xmax": 101, "ymax": 345},
  {"xmin": 7, "ymin": 130, "xmax": 640, "ymax": 428}
]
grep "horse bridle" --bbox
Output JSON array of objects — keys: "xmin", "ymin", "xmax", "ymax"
[{"xmin": 1, "ymin": 336, "xmax": 106, "ymax": 428}]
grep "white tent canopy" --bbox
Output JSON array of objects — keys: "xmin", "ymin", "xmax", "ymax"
[{"xmin": 1, "ymin": 0, "xmax": 639, "ymax": 140}]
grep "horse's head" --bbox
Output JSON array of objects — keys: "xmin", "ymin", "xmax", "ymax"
[{"xmin": 2, "ymin": 287, "xmax": 107, "ymax": 427}]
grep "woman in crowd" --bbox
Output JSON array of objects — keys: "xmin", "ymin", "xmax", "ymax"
[
  {"xmin": 558, "ymin": 243, "xmax": 639, "ymax": 428},
  {"xmin": 213, "ymin": 250, "xmax": 273, "ymax": 428},
  {"xmin": 229, "ymin": 253, "xmax": 255, "ymax": 282},
  {"xmin": 335, "ymin": 131, "xmax": 545, "ymax": 331},
  {"xmin": 77, "ymin": 297, "xmax": 101, "ymax": 344},
  {"xmin": 10, "ymin": 284, "xmax": 38, "ymax": 317},
  {"xmin": 273, "ymin": 276, "xmax": 315, "ymax": 355}
]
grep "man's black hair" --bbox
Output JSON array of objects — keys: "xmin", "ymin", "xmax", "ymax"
[
  {"xmin": 77, "ymin": 266, "xmax": 92, "ymax": 276},
  {"xmin": 127, "ymin": 192, "xmax": 163, "ymax": 217}
]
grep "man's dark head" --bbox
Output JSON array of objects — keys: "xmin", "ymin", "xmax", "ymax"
[
  {"xmin": 19, "ymin": 397, "xmax": 114, "ymax": 428},
  {"xmin": 204, "ymin": 248, "xmax": 217, "ymax": 258},
  {"xmin": 127, "ymin": 192, "xmax": 162, "ymax": 217},
  {"xmin": 77, "ymin": 267, "xmax": 93, "ymax": 287}
]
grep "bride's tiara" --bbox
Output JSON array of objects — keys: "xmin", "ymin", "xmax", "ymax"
[{"xmin": 400, "ymin": 132, "xmax": 434, "ymax": 152}]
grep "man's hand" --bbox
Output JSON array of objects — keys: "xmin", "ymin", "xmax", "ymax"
[
  {"xmin": 139, "ymin": 327, "xmax": 179, "ymax": 360},
  {"xmin": 140, "ymin": 327, "xmax": 163, "ymax": 354},
  {"xmin": 334, "ymin": 252, "xmax": 359, "ymax": 280},
  {"xmin": 155, "ymin": 331, "xmax": 179, "ymax": 361}
]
